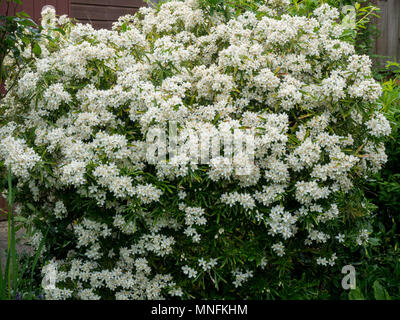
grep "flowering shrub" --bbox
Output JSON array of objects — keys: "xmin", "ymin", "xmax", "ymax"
[{"xmin": 0, "ymin": 0, "xmax": 391, "ymax": 299}]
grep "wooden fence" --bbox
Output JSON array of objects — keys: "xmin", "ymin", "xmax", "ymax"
[
  {"xmin": 70, "ymin": 0, "xmax": 146, "ymax": 30},
  {"xmin": 0, "ymin": 0, "xmax": 69, "ymax": 22},
  {"xmin": 0, "ymin": 0, "xmax": 147, "ymax": 29},
  {"xmin": 372, "ymin": 0, "xmax": 400, "ymax": 64}
]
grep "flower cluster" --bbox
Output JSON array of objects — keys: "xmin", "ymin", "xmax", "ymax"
[{"xmin": 0, "ymin": 0, "xmax": 389, "ymax": 299}]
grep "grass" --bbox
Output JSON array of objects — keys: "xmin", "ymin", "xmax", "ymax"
[{"xmin": 0, "ymin": 167, "xmax": 47, "ymax": 300}]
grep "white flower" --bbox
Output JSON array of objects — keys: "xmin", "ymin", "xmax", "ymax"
[
  {"xmin": 232, "ymin": 269, "xmax": 253, "ymax": 288},
  {"xmin": 182, "ymin": 265, "xmax": 198, "ymax": 279},
  {"xmin": 365, "ymin": 112, "xmax": 391, "ymax": 137},
  {"xmin": 335, "ymin": 233, "xmax": 345, "ymax": 243},
  {"xmin": 272, "ymin": 242, "xmax": 285, "ymax": 257},
  {"xmin": 356, "ymin": 229, "xmax": 369, "ymax": 246}
]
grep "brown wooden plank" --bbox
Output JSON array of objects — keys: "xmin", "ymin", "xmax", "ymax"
[
  {"xmin": 22, "ymin": 0, "xmax": 35, "ymax": 20},
  {"xmin": 0, "ymin": 0, "xmax": 33, "ymax": 17},
  {"xmin": 56, "ymin": 0, "xmax": 70, "ymax": 16},
  {"xmin": 46, "ymin": 0, "xmax": 58, "ymax": 10},
  {"xmin": 71, "ymin": 3, "xmax": 138, "ymax": 21},
  {"xmin": 77, "ymin": 18, "xmax": 113, "ymax": 29},
  {"xmin": 34, "ymin": 0, "xmax": 47, "ymax": 23},
  {"xmin": 0, "ymin": 1, "xmax": 19, "ymax": 16},
  {"xmin": 375, "ymin": 0, "xmax": 389, "ymax": 66},
  {"xmin": 27, "ymin": 1, "xmax": 71, "ymax": 23},
  {"xmin": 71, "ymin": 0, "xmax": 147, "ymax": 8},
  {"xmin": 0, "ymin": 2, "xmax": 8, "ymax": 16},
  {"xmin": 32, "ymin": 0, "xmax": 39, "ymax": 22},
  {"xmin": 374, "ymin": 0, "xmax": 400, "ymax": 65},
  {"xmin": 386, "ymin": 0, "xmax": 399, "ymax": 62},
  {"xmin": 398, "ymin": 6, "xmax": 400, "ymax": 64}
]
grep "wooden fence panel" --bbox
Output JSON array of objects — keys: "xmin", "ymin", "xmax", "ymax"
[
  {"xmin": 70, "ymin": 0, "xmax": 146, "ymax": 29},
  {"xmin": 0, "ymin": 1, "xmax": 19, "ymax": 17},
  {"xmin": 373, "ymin": 0, "xmax": 400, "ymax": 64},
  {"xmin": 0, "ymin": 0, "xmax": 69, "ymax": 23}
]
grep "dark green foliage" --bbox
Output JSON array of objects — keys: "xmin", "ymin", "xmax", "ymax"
[
  {"xmin": 360, "ymin": 72, "xmax": 400, "ymax": 300},
  {"xmin": 0, "ymin": 0, "xmax": 57, "ymax": 102}
]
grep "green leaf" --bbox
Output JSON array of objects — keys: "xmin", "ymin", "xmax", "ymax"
[
  {"xmin": 348, "ymin": 288, "xmax": 365, "ymax": 300},
  {"xmin": 16, "ymin": 11, "xmax": 30, "ymax": 18},
  {"xmin": 30, "ymin": 228, "xmax": 48, "ymax": 292},
  {"xmin": 26, "ymin": 203, "xmax": 36, "ymax": 213},
  {"xmin": 373, "ymin": 281, "xmax": 391, "ymax": 300},
  {"xmin": 32, "ymin": 43, "xmax": 42, "ymax": 57}
]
